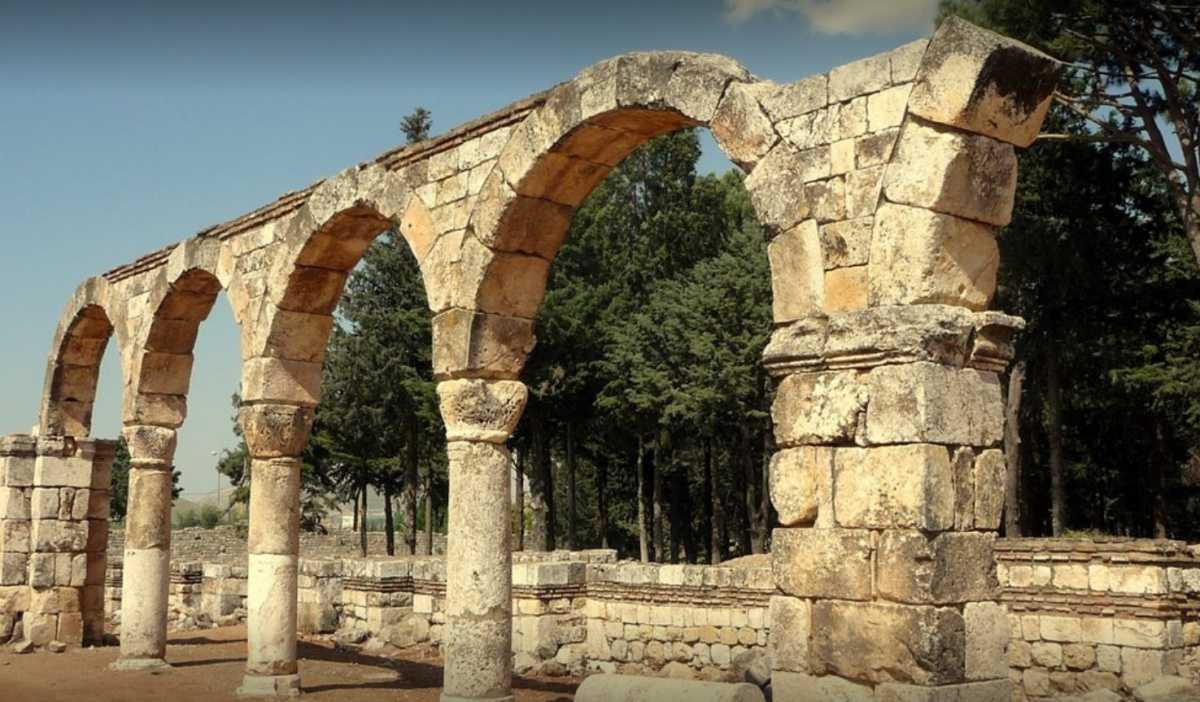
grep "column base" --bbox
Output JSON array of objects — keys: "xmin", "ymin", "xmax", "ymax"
[
  {"xmin": 110, "ymin": 657, "xmax": 171, "ymax": 671},
  {"xmin": 237, "ymin": 673, "xmax": 302, "ymax": 698},
  {"xmin": 439, "ymin": 696, "xmax": 513, "ymax": 702}
]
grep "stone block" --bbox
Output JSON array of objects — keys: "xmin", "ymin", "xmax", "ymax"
[
  {"xmin": 745, "ymin": 144, "xmax": 814, "ymax": 235},
  {"xmin": 0, "ymin": 519, "xmax": 30, "ymax": 553},
  {"xmin": 876, "ymin": 531, "xmax": 997, "ymax": 604},
  {"xmin": 868, "ymin": 202, "xmax": 999, "ymax": 311},
  {"xmin": 772, "ymin": 672, "xmax": 874, "ymax": 701},
  {"xmin": 845, "ymin": 166, "xmax": 883, "ymax": 218},
  {"xmin": 884, "ymin": 120, "xmax": 1018, "ymax": 227},
  {"xmin": 0, "ymin": 487, "xmax": 29, "ymax": 520},
  {"xmin": 772, "ymin": 528, "xmax": 872, "ymax": 601},
  {"xmin": 769, "ymin": 596, "xmax": 811, "ymax": 673},
  {"xmin": 832, "ymin": 444, "xmax": 954, "ymax": 530},
  {"xmin": 431, "ymin": 308, "xmax": 534, "ymax": 380},
  {"xmin": 964, "ymin": 601, "xmax": 1009, "ymax": 681},
  {"xmin": 865, "ymin": 362, "xmax": 1004, "ymax": 447},
  {"xmin": 33, "ymin": 455, "xmax": 93, "ymax": 489},
  {"xmin": 772, "ymin": 371, "xmax": 866, "ymax": 447},
  {"xmin": 972, "ymin": 450, "xmax": 1005, "ymax": 529},
  {"xmin": 952, "ymin": 448, "xmax": 975, "ymax": 531},
  {"xmin": 760, "ymin": 74, "xmax": 828, "ymax": 122},
  {"xmin": 0, "ymin": 554, "xmax": 27, "ymax": 585},
  {"xmin": 767, "ymin": 220, "xmax": 825, "ymax": 322},
  {"xmin": 824, "ymin": 266, "xmax": 868, "ymax": 312},
  {"xmin": 810, "ymin": 601, "xmax": 966, "ymax": 685},
  {"xmin": 829, "ymin": 52, "xmax": 891, "ymax": 103},
  {"xmin": 31, "ymin": 488, "xmax": 59, "ymax": 520},
  {"xmin": 820, "ymin": 218, "xmax": 872, "ymax": 270},
  {"xmin": 875, "ymin": 680, "xmax": 1011, "ymax": 702},
  {"xmin": 907, "ymin": 17, "xmax": 1058, "ymax": 148},
  {"xmin": 710, "ymin": 82, "xmax": 777, "ymax": 169},
  {"xmin": 868, "ymin": 84, "xmax": 912, "ymax": 133},
  {"xmin": 889, "ymin": 39, "xmax": 930, "ymax": 84},
  {"xmin": 240, "ymin": 356, "xmax": 323, "ymax": 406},
  {"xmin": 1, "ymin": 456, "xmax": 35, "ymax": 487},
  {"xmin": 768, "ymin": 447, "xmax": 830, "ymax": 527}
]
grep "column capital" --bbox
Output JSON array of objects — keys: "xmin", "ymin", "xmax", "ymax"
[{"xmin": 437, "ymin": 379, "xmax": 528, "ymax": 444}]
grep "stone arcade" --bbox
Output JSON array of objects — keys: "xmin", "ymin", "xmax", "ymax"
[{"xmin": 0, "ymin": 17, "xmax": 1062, "ymax": 701}]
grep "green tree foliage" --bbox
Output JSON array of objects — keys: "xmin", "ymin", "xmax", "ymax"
[{"xmin": 401, "ymin": 107, "xmax": 433, "ymax": 144}]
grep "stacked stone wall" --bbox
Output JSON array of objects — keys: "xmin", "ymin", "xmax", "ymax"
[{"xmin": 996, "ymin": 538, "xmax": 1200, "ymax": 700}]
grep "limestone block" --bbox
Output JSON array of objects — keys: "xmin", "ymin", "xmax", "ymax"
[
  {"xmin": 804, "ymin": 176, "xmax": 846, "ymax": 223},
  {"xmin": 33, "ymin": 455, "xmax": 93, "ymax": 489},
  {"xmin": 0, "ymin": 487, "xmax": 30, "ymax": 520},
  {"xmin": 760, "ymin": 74, "xmax": 828, "ymax": 122},
  {"xmin": 1106, "ymin": 566, "xmax": 1168, "ymax": 596},
  {"xmin": 576, "ymin": 675, "xmax": 765, "ymax": 702},
  {"xmin": 875, "ymin": 680, "xmax": 1012, "ymax": 702},
  {"xmin": 769, "ymin": 596, "xmax": 811, "ymax": 673},
  {"xmin": 876, "ymin": 531, "xmax": 997, "ymax": 604},
  {"xmin": 830, "ymin": 139, "xmax": 855, "ymax": 175},
  {"xmin": 868, "ymin": 84, "xmax": 912, "ymax": 133},
  {"xmin": 772, "ymin": 371, "xmax": 866, "ymax": 447},
  {"xmin": 31, "ymin": 488, "xmax": 59, "ymax": 520},
  {"xmin": 964, "ymin": 601, "xmax": 1010, "ymax": 681},
  {"xmin": 710, "ymin": 82, "xmax": 777, "ymax": 170},
  {"xmin": 972, "ymin": 450, "xmax": 1006, "ymax": 529},
  {"xmin": 773, "ymin": 673, "xmax": 874, "ymax": 701},
  {"xmin": 767, "ymin": 220, "xmax": 825, "ymax": 322},
  {"xmin": 824, "ymin": 266, "xmax": 868, "ymax": 312},
  {"xmin": 868, "ymin": 202, "xmax": 999, "ymax": 311},
  {"xmin": 890, "ymin": 40, "xmax": 930, "ymax": 84},
  {"xmin": 125, "ymin": 393, "xmax": 187, "ymax": 430},
  {"xmin": 30, "ymin": 553, "xmax": 54, "ymax": 587},
  {"xmin": 845, "ymin": 166, "xmax": 883, "ymax": 218},
  {"xmin": 1039, "ymin": 616, "xmax": 1082, "ymax": 643},
  {"xmin": 856, "ymin": 129, "xmax": 899, "ymax": 168},
  {"xmin": 239, "ymin": 404, "xmax": 315, "ymax": 459},
  {"xmin": 772, "ymin": 527, "xmax": 873, "ymax": 601},
  {"xmin": 833, "ymin": 444, "xmax": 954, "ymax": 530},
  {"xmin": 810, "ymin": 601, "xmax": 966, "ymax": 685},
  {"xmin": 1, "ymin": 454, "xmax": 36, "ymax": 489},
  {"xmin": 1120, "ymin": 648, "xmax": 1172, "ymax": 688},
  {"xmin": 240, "ymin": 356, "xmax": 322, "ymax": 406},
  {"xmin": 829, "ymin": 52, "xmax": 891, "ymax": 104},
  {"xmin": 479, "ymin": 190, "xmax": 574, "ymax": 260},
  {"xmin": 0, "ymin": 519, "xmax": 30, "ymax": 554},
  {"xmin": 475, "ymin": 251, "xmax": 553, "ymax": 319},
  {"xmin": 884, "ymin": 121, "xmax": 1018, "ymax": 226},
  {"xmin": 437, "ymin": 379, "xmax": 528, "ymax": 443},
  {"xmin": 431, "ymin": 308, "xmax": 535, "ymax": 380},
  {"xmin": 260, "ymin": 310, "xmax": 335, "ymax": 364},
  {"xmin": 768, "ymin": 447, "xmax": 832, "ymax": 527},
  {"xmin": 247, "ymin": 459, "xmax": 301, "ymax": 556},
  {"xmin": 908, "ymin": 17, "xmax": 1059, "ymax": 148},
  {"xmin": 745, "ymin": 144, "xmax": 814, "ymax": 235},
  {"xmin": 516, "ymin": 151, "xmax": 611, "ymax": 208},
  {"xmin": 865, "ymin": 362, "xmax": 1004, "ymax": 447},
  {"xmin": 820, "ymin": 218, "xmax": 872, "ymax": 270},
  {"xmin": 952, "ymin": 447, "xmax": 975, "ymax": 531}
]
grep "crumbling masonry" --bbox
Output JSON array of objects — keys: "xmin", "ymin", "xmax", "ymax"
[{"xmin": 0, "ymin": 17, "xmax": 1060, "ymax": 701}]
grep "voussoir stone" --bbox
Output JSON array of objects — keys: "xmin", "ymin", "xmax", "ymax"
[{"xmin": 908, "ymin": 16, "xmax": 1059, "ymax": 147}]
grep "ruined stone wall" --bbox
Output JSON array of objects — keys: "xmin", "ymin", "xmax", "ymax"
[
  {"xmin": 996, "ymin": 538, "xmax": 1200, "ymax": 701},
  {"xmin": 106, "ymin": 526, "xmax": 447, "ymax": 565}
]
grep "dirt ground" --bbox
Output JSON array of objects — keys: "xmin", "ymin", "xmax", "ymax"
[{"xmin": 0, "ymin": 626, "xmax": 579, "ymax": 702}]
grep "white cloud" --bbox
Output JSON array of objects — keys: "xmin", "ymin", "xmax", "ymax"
[{"xmin": 725, "ymin": 0, "xmax": 939, "ymax": 35}]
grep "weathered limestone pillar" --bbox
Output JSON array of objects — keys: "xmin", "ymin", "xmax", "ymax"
[
  {"xmin": 756, "ymin": 18, "xmax": 1058, "ymax": 702},
  {"xmin": 437, "ymin": 379, "xmax": 527, "ymax": 702},
  {"xmin": 21, "ymin": 436, "xmax": 114, "ymax": 649},
  {"xmin": 114, "ymin": 424, "xmax": 177, "ymax": 669},
  {"xmin": 237, "ymin": 399, "xmax": 314, "ymax": 698},
  {"xmin": 0, "ymin": 435, "xmax": 36, "ymax": 644}
]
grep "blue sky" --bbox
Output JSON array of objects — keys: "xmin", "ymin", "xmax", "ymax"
[{"xmin": 0, "ymin": 0, "xmax": 935, "ymax": 495}]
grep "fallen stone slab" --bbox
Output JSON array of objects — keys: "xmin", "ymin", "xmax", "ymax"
[{"xmin": 575, "ymin": 675, "xmax": 765, "ymax": 702}]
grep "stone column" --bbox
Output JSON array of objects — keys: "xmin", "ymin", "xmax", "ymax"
[
  {"xmin": 0, "ymin": 435, "xmax": 36, "ymax": 644},
  {"xmin": 114, "ymin": 424, "xmax": 176, "ymax": 669},
  {"xmin": 437, "ymin": 379, "xmax": 527, "ymax": 702},
  {"xmin": 237, "ymin": 400, "xmax": 314, "ymax": 699}
]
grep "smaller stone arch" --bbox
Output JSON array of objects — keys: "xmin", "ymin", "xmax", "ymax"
[{"xmin": 40, "ymin": 277, "xmax": 122, "ymax": 437}]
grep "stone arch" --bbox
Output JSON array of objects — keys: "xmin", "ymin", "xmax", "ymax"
[
  {"xmin": 40, "ymin": 277, "xmax": 123, "ymax": 437},
  {"xmin": 436, "ymin": 51, "xmax": 779, "ymax": 381}
]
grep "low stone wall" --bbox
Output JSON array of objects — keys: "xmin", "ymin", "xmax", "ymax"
[
  {"xmin": 106, "ymin": 525, "xmax": 447, "ymax": 565},
  {"xmin": 996, "ymin": 538, "xmax": 1200, "ymax": 700}
]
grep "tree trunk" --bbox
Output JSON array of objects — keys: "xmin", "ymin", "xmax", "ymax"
[
  {"xmin": 1182, "ymin": 192, "xmax": 1200, "ymax": 269},
  {"xmin": 407, "ymin": 419, "xmax": 419, "ymax": 555},
  {"xmin": 652, "ymin": 435, "xmax": 665, "ymax": 562},
  {"xmin": 637, "ymin": 435, "xmax": 648, "ymax": 563},
  {"xmin": 352, "ymin": 487, "xmax": 360, "ymax": 532},
  {"xmin": 423, "ymin": 459, "xmax": 434, "ymax": 555},
  {"xmin": 1152, "ymin": 419, "xmax": 1169, "ymax": 539},
  {"xmin": 703, "ymin": 439, "xmax": 715, "ymax": 565},
  {"xmin": 597, "ymin": 455, "xmax": 609, "ymax": 549},
  {"xmin": 760, "ymin": 429, "xmax": 772, "ymax": 545},
  {"xmin": 1004, "ymin": 362, "xmax": 1026, "ymax": 538},
  {"xmin": 384, "ymin": 484, "xmax": 395, "ymax": 556},
  {"xmin": 360, "ymin": 478, "xmax": 369, "ymax": 557},
  {"xmin": 537, "ymin": 419, "xmax": 556, "ymax": 551},
  {"xmin": 737, "ymin": 432, "xmax": 752, "ymax": 556},
  {"xmin": 1045, "ymin": 353, "xmax": 1067, "ymax": 537},
  {"xmin": 566, "ymin": 421, "xmax": 577, "ymax": 551},
  {"xmin": 515, "ymin": 444, "xmax": 526, "ymax": 552}
]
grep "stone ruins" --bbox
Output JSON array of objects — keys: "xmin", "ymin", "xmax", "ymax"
[{"xmin": 7, "ymin": 15, "xmax": 1190, "ymax": 702}]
